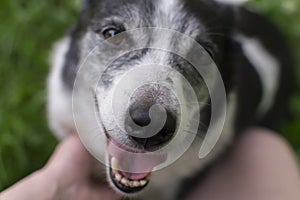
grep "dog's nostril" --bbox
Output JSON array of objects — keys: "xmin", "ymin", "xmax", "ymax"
[
  {"xmin": 130, "ymin": 107, "xmax": 151, "ymax": 127},
  {"xmin": 129, "ymin": 107, "xmax": 177, "ymax": 150}
]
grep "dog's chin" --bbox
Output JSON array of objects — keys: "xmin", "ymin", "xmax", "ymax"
[{"xmin": 107, "ymin": 155, "xmax": 150, "ymax": 195}]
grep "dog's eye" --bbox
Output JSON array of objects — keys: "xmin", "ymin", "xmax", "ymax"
[
  {"xmin": 101, "ymin": 26, "xmax": 124, "ymax": 45},
  {"xmin": 103, "ymin": 28, "xmax": 119, "ymax": 39}
]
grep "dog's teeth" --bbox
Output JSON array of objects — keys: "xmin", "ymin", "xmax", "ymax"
[
  {"xmin": 111, "ymin": 162, "xmax": 148, "ymax": 188},
  {"xmin": 133, "ymin": 181, "xmax": 140, "ymax": 187},
  {"xmin": 128, "ymin": 180, "xmax": 135, "ymax": 188},
  {"xmin": 115, "ymin": 173, "xmax": 122, "ymax": 182},
  {"xmin": 110, "ymin": 157, "xmax": 119, "ymax": 174},
  {"xmin": 117, "ymin": 177, "xmax": 148, "ymax": 188},
  {"xmin": 121, "ymin": 178, "xmax": 129, "ymax": 186},
  {"xmin": 111, "ymin": 157, "xmax": 118, "ymax": 169},
  {"xmin": 140, "ymin": 180, "xmax": 147, "ymax": 186}
]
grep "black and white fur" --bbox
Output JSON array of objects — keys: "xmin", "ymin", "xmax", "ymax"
[{"xmin": 47, "ymin": 0, "xmax": 294, "ymax": 199}]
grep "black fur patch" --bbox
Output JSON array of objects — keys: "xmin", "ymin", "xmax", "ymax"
[{"xmin": 62, "ymin": 1, "xmax": 99, "ymax": 89}]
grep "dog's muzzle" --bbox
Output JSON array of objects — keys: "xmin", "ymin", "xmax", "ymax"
[{"xmin": 106, "ymin": 84, "xmax": 178, "ymax": 194}]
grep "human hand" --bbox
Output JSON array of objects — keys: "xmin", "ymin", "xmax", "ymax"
[{"xmin": 0, "ymin": 135, "xmax": 121, "ymax": 200}]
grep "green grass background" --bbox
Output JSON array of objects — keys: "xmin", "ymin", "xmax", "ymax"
[{"xmin": 0, "ymin": 0, "xmax": 299, "ymax": 190}]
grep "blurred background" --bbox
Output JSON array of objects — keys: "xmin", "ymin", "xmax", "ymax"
[{"xmin": 0, "ymin": 0, "xmax": 299, "ymax": 190}]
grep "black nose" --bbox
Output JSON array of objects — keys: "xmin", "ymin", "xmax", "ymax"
[
  {"xmin": 127, "ymin": 105, "xmax": 177, "ymax": 150},
  {"xmin": 130, "ymin": 107, "xmax": 151, "ymax": 127}
]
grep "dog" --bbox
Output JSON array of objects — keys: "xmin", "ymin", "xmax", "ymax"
[{"xmin": 47, "ymin": 0, "xmax": 294, "ymax": 199}]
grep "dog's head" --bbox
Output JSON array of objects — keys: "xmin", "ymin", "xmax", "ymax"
[{"xmin": 64, "ymin": 0, "xmax": 238, "ymax": 196}]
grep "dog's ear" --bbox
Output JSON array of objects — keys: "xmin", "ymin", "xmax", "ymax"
[
  {"xmin": 220, "ymin": 6, "xmax": 295, "ymax": 131},
  {"xmin": 232, "ymin": 6, "xmax": 295, "ymax": 130}
]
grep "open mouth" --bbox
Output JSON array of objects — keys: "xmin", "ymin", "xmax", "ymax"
[
  {"xmin": 107, "ymin": 138, "xmax": 166, "ymax": 194},
  {"xmin": 109, "ymin": 156, "xmax": 150, "ymax": 193}
]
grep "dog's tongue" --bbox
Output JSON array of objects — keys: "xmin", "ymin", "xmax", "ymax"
[{"xmin": 108, "ymin": 140, "xmax": 166, "ymax": 180}]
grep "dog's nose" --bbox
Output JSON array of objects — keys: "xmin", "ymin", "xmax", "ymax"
[
  {"xmin": 128, "ymin": 106, "xmax": 177, "ymax": 150},
  {"xmin": 130, "ymin": 107, "xmax": 151, "ymax": 127}
]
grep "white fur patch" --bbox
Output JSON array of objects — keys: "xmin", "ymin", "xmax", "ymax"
[
  {"xmin": 155, "ymin": 0, "xmax": 183, "ymax": 29},
  {"xmin": 47, "ymin": 37, "xmax": 74, "ymax": 139},
  {"xmin": 160, "ymin": 0, "xmax": 178, "ymax": 12},
  {"xmin": 236, "ymin": 35, "xmax": 280, "ymax": 117}
]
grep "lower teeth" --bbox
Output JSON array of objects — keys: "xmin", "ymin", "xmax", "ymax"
[
  {"xmin": 113, "ymin": 171, "xmax": 148, "ymax": 188},
  {"xmin": 111, "ymin": 157, "xmax": 148, "ymax": 188}
]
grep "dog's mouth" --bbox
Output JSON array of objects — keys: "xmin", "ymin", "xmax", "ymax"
[
  {"xmin": 108, "ymin": 155, "xmax": 150, "ymax": 193},
  {"xmin": 107, "ymin": 138, "xmax": 166, "ymax": 194}
]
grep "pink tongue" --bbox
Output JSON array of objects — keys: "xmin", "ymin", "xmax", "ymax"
[{"xmin": 108, "ymin": 140, "xmax": 166, "ymax": 180}]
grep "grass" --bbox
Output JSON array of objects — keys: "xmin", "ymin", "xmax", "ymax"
[
  {"xmin": 0, "ymin": 0, "xmax": 299, "ymax": 190},
  {"xmin": 0, "ymin": 0, "xmax": 80, "ymax": 189}
]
